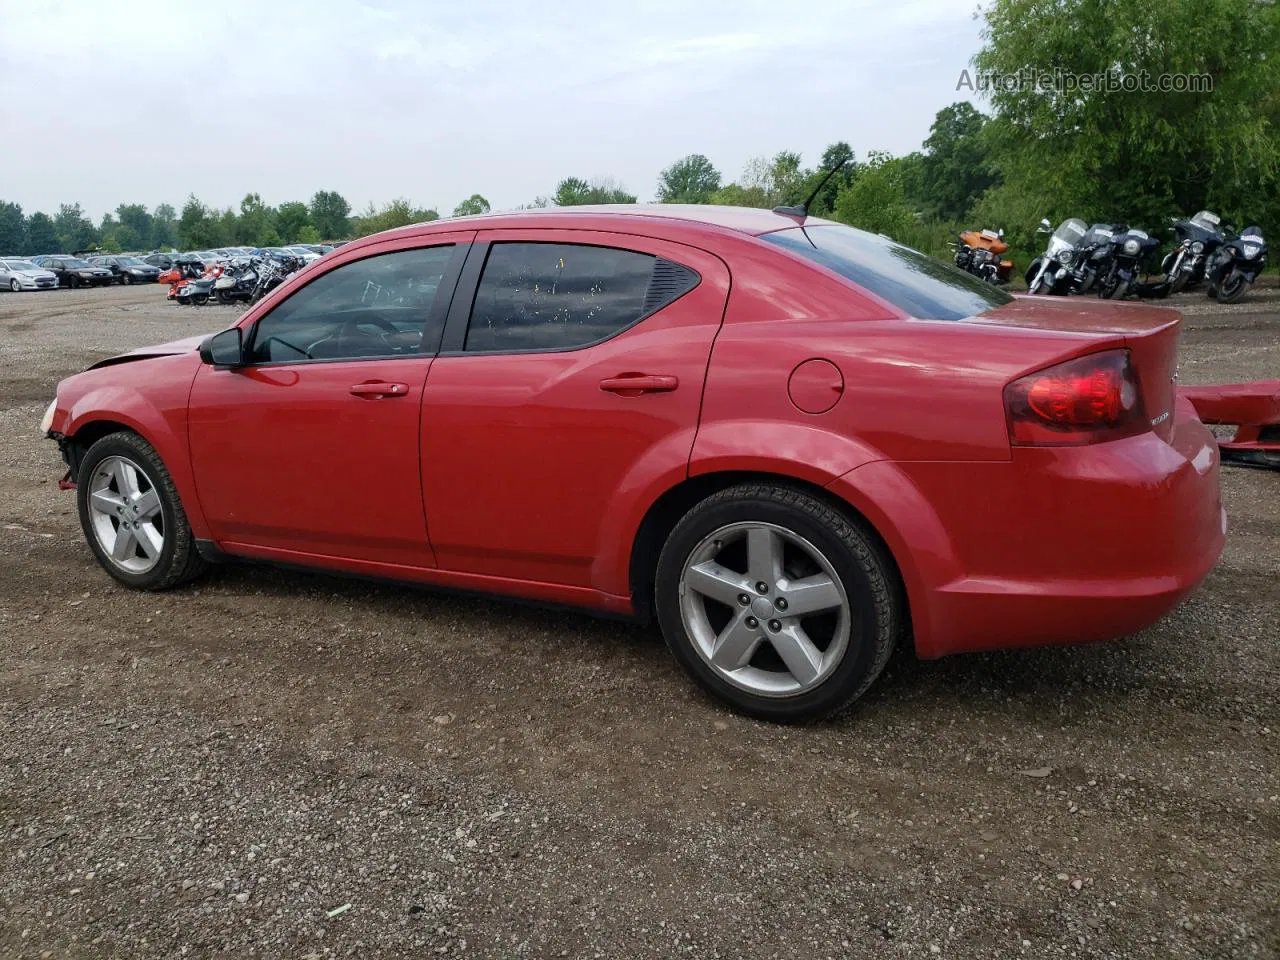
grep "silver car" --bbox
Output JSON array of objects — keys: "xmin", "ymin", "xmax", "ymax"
[{"xmin": 0, "ymin": 258, "xmax": 59, "ymax": 291}]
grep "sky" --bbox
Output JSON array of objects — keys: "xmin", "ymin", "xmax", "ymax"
[{"xmin": 0, "ymin": 0, "xmax": 989, "ymax": 221}]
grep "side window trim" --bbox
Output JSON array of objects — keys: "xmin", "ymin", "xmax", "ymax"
[
  {"xmin": 241, "ymin": 241, "xmax": 472, "ymax": 367},
  {"xmin": 437, "ymin": 239, "xmax": 702, "ymax": 358}
]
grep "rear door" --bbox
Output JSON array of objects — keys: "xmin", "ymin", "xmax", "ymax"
[{"xmin": 421, "ymin": 230, "xmax": 730, "ymax": 587}]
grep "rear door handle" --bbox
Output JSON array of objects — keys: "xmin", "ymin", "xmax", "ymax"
[
  {"xmin": 599, "ymin": 374, "xmax": 679, "ymax": 394},
  {"xmin": 349, "ymin": 381, "xmax": 409, "ymax": 398}
]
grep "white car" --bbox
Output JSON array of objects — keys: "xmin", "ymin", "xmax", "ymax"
[
  {"xmin": 281, "ymin": 245, "xmax": 323, "ymax": 264},
  {"xmin": 0, "ymin": 258, "xmax": 59, "ymax": 291}
]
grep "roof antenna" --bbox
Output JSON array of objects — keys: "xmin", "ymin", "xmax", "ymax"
[{"xmin": 773, "ymin": 155, "xmax": 852, "ymax": 219}]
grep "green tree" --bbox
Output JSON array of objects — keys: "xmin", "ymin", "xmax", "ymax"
[
  {"xmin": 452, "ymin": 194, "xmax": 490, "ymax": 216},
  {"xmin": 178, "ymin": 195, "xmax": 221, "ymax": 249},
  {"xmin": 552, "ymin": 177, "xmax": 636, "ymax": 205},
  {"xmin": 115, "ymin": 203, "xmax": 154, "ymax": 251},
  {"xmin": 916, "ymin": 102, "xmax": 999, "ymax": 221},
  {"xmin": 309, "ymin": 190, "xmax": 351, "ymax": 240},
  {"xmin": 151, "ymin": 204, "xmax": 177, "ymax": 250},
  {"xmin": 833, "ymin": 151, "xmax": 917, "ymax": 239},
  {"xmin": 25, "ymin": 212, "xmax": 58, "ymax": 255},
  {"xmin": 274, "ymin": 201, "xmax": 311, "ymax": 243},
  {"xmin": 98, "ymin": 213, "xmax": 125, "ymax": 252},
  {"xmin": 657, "ymin": 154, "xmax": 721, "ymax": 204},
  {"xmin": 236, "ymin": 193, "xmax": 274, "ymax": 246},
  {"xmin": 971, "ymin": 0, "xmax": 1280, "ymax": 230},
  {"xmin": 53, "ymin": 203, "xmax": 99, "ymax": 254},
  {"xmin": 296, "ymin": 224, "xmax": 322, "ymax": 244},
  {"xmin": 0, "ymin": 201, "xmax": 25, "ymax": 254}
]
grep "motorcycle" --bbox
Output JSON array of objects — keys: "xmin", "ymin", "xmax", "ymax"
[
  {"xmin": 1025, "ymin": 218, "xmax": 1090, "ymax": 294},
  {"xmin": 1161, "ymin": 210, "xmax": 1226, "ymax": 293},
  {"xmin": 1097, "ymin": 226, "xmax": 1162, "ymax": 300},
  {"xmin": 951, "ymin": 227, "xmax": 1014, "ymax": 284},
  {"xmin": 213, "ymin": 257, "xmax": 261, "ymax": 304},
  {"xmin": 1205, "ymin": 225, "xmax": 1268, "ymax": 304}
]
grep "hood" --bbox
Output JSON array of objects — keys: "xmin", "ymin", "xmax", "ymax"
[
  {"xmin": 86, "ymin": 334, "xmax": 210, "ymax": 370},
  {"xmin": 17, "ymin": 269, "xmax": 56, "ymax": 278}
]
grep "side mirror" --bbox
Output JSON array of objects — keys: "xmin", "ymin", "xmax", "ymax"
[
  {"xmin": 1038, "ymin": 218, "xmax": 1052, "ymax": 231},
  {"xmin": 199, "ymin": 327, "xmax": 244, "ymax": 367},
  {"xmin": 997, "ymin": 228, "xmax": 1005, "ymax": 238}
]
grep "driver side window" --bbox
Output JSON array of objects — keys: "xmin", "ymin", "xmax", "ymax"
[{"xmin": 247, "ymin": 245, "xmax": 455, "ymax": 364}]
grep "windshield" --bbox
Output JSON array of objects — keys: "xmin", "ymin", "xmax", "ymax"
[
  {"xmin": 1053, "ymin": 219, "xmax": 1088, "ymax": 244},
  {"xmin": 118, "ymin": 256, "xmax": 144, "ymax": 265},
  {"xmin": 65, "ymin": 258, "xmax": 91, "ymax": 268},
  {"xmin": 762, "ymin": 223, "xmax": 1013, "ymax": 321},
  {"xmin": 4, "ymin": 260, "xmax": 40, "ymax": 271},
  {"xmin": 1191, "ymin": 210, "xmax": 1221, "ymax": 230}
]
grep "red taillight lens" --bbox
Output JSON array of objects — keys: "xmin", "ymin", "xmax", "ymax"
[{"xmin": 1004, "ymin": 349, "xmax": 1147, "ymax": 446}]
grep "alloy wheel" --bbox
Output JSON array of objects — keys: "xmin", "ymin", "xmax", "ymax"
[
  {"xmin": 678, "ymin": 521, "xmax": 851, "ymax": 698},
  {"xmin": 86, "ymin": 455, "xmax": 165, "ymax": 574}
]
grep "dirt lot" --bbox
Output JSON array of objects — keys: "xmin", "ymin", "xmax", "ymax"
[{"xmin": 1, "ymin": 283, "xmax": 1277, "ymax": 959}]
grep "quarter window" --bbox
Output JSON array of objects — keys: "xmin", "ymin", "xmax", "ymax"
[
  {"xmin": 247, "ymin": 245, "xmax": 455, "ymax": 363},
  {"xmin": 463, "ymin": 242, "xmax": 696, "ymax": 353}
]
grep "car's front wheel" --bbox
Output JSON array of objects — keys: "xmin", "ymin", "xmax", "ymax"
[
  {"xmin": 76, "ymin": 431, "xmax": 208, "ymax": 590},
  {"xmin": 9, "ymin": 279, "xmax": 19, "ymax": 292},
  {"xmin": 655, "ymin": 484, "xmax": 900, "ymax": 722}
]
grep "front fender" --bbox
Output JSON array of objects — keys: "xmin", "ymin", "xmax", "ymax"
[{"xmin": 56, "ymin": 369, "xmax": 209, "ymax": 539}]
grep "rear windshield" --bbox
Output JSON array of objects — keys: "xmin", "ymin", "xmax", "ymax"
[{"xmin": 762, "ymin": 223, "xmax": 1013, "ymax": 320}]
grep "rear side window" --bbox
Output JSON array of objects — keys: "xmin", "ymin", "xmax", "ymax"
[
  {"xmin": 464, "ymin": 242, "xmax": 698, "ymax": 352},
  {"xmin": 763, "ymin": 223, "xmax": 1013, "ymax": 321}
]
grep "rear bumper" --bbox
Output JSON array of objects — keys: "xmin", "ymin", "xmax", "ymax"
[{"xmin": 829, "ymin": 399, "xmax": 1226, "ymax": 658}]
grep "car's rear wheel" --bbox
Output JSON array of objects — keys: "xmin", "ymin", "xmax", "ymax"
[
  {"xmin": 68, "ymin": 275, "xmax": 80, "ymax": 289},
  {"xmin": 654, "ymin": 483, "xmax": 900, "ymax": 722},
  {"xmin": 76, "ymin": 431, "xmax": 208, "ymax": 590}
]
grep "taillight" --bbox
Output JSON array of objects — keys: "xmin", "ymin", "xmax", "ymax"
[{"xmin": 1004, "ymin": 349, "xmax": 1147, "ymax": 446}]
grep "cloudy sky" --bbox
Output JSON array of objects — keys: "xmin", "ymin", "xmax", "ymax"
[{"xmin": 0, "ymin": 0, "xmax": 988, "ymax": 220}]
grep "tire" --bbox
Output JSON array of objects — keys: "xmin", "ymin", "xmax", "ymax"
[
  {"xmin": 1216, "ymin": 272, "xmax": 1251, "ymax": 304},
  {"xmin": 216, "ymin": 288, "xmax": 236, "ymax": 305},
  {"xmin": 654, "ymin": 483, "xmax": 901, "ymax": 722},
  {"xmin": 1025, "ymin": 258, "xmax": 1044, "ymax": 291},
  {"xmin": 9, "ymin": 279, "xmax": 19, "ymax": 292},
  {"xmin": 68, "ymin": 275, "xmax": 80, "ymax": 289},
  {"xmin": 121, "ymin": 272, "xmax": 132, "ymax": 285},
  {"xmin": 75, "ymin": 431, "xmax": 208, "ymax": 591},
  {"xmin": 1169, "ymin": 271, "xmax": 1189, "ymax": 294},
  {"xmin": 193, "ymin": 293, "xmax": 209, "ymax": 305},
  {"xmin": 1101, "ymin": 277, "xmax": 1131, "ymax": 300}
]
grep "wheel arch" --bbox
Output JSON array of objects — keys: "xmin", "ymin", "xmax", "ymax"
[{"xmin": 626, "ymin": 470, "xmax": 912, "ymax": 643}]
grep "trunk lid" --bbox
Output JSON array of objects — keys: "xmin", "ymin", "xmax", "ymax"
[{"xmin": 966, "ymin": 295, "xmax": 1181, "ymax": 443}]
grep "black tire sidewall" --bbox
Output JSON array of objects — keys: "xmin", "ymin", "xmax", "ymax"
[
  {"xmin": 76, "ymin": 435, "xmax": 182, "ymax": 589},
  {"xmin": 655, "ymin": 492, "xmax": 891, "ymax": 722}
]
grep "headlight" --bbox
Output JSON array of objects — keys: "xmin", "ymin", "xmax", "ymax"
[
  {"xmin": 1123, "ymin": 239, "xmax": 1141, "ymax": 255},
  {"xmin": 1191, "ymin": 241, "xmax": 1204, "ymax": 253},
  {"xmin": 1055, "ymin": 249, "xmax": 1074, "ymax": 265},
  {"xmin": 39, "ymin": 398, "xmax": 57, "ymax": 435},
  {"xmin": 1242, "ymin": 243, "xmax": 1261, "ymax": 260}
]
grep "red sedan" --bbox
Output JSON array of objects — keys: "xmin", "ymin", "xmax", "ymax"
[{"xmin": 41, "ymin": 205, "xmax": 1227, "ymax": 721}]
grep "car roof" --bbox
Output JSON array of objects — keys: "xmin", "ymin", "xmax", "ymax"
[{"xmin": 431, "ymin": 203, "xmax": 834, "ymax": 235}]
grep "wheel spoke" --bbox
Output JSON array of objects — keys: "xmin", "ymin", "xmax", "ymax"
[
  {"xmin": 133, "ymin": 488, "xmax": 161, "ymax": 520},
  {"xmin": 111, "ymin": 525, "xmax": 137, "ymax": 562},
  {"xmin": 709, "ymin": 612, "xmax": 763, "ymax": 672},
  {"xmin": 781, "ymin": 573, "xmax": 842, "ymax": 618},
  {"xmin": 770, "ymin": 623, "xmax": 823, "ymax": 687},
  {"xmin": 685, "ymin": 561, "xmax": 751, "ymax": 608},
  {"xmin": 746, "ymin": 526, "xmax": 783, "ymax": 585},
  {"xmin": 112, "ymin": 459, "xmax": 140, "ymax": 498},
  {"xmin": 135, "ymin": 522, "xmax": 162, "ymax": 560},
  {"xmin": 90, "ymin": 489, "xmax": 125, "ymax": 516}
]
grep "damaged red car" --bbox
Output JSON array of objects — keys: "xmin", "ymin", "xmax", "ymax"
[{"xmin": 41, "ymin": 205, "xmax": 1228, "ymax": 721}]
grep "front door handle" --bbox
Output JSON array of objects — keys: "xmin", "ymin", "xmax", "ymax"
[
  {"xmin": 599, "ymin": 374, "xmax": 679, "ymax": 395},
  {"xmin": 349, "ymin": 381, "xmax": 409, "ymax": 398}
]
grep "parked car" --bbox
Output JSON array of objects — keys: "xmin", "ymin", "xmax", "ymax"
[
  {"xmin": 38, "ymin": 205, "xmax": 1227, "ymax": 722},
  {"xmin": 0, "ymin": 257, "xmax": 59, "ymax": 291},
  {"xmin": 281, "ymin": 245, "xmax": 322, "ymax": 263},
  {"xmin": 31, "ymin": 255, "xmax": 114, "ymax": 288},
  {"xmin": 143, "ymin": 252, "xmax": 180, "ymax": 270},
  {"xmin": 89, "ymin": 255, "xmax": 162, "ymax": 284}
]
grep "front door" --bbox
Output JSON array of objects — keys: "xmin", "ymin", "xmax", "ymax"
[
  {"xmin": 187, "ymin": 237, "xmax": 470, "ymax": 568},
  {"xmin": 421, "ymin": 230, "xmax": 730, "ymax": 589}
]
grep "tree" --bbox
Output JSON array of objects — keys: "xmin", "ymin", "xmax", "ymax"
[
  {"xmin": 178, "ymin": 195, "xmax": 221, "ymax": 249},
  {"xmin": 0, "ymin": 201, "xmax": 25, "ymax": 254},
  {"xmin": 657, "ymin": 154, "xmax": 721, "ymax": 204},
  {"xmin": 115, "ymin": 203, "xmax": 154, "ymax": 251},
  {"xmin": 833, "ymin": 151, "xmax": 917, "ymax": 239},
  {"xmin": 296, "ymin": 224, "xmax": 322, "ymax": 244},
  {"xmin": 25, "ymin": 212, "xmax": 58, "ymax": 255},
  {"xmin": 452, "ymin": 194, "xmax": 490, "ymax": 216},
  {"xmin": 917, "ymin": 102, "xmax": 999, "ymax": 221},
  {"xmin": 971, "ymin": 0, "xmax": 1280, "ymax": 229},
  {"xmin": 237, "ymin": 193, "xmax": 274, "ymax": 246},
  {"xmin": 551, "ymin": 177, "xmax": 636, "ymax": 205},
  {"xmin": 710, "ymin": 151, "xmax": 805, "ymax": 208},
  {"xmin": 53, "ymin": 203, "xmax": 98, "ymax": 254},
  {"xmin": 274, "ymin": 201, "xmax": 311, "ymax": 243},
  {"xmin": 309, "ymin": 190, "xmax": 351, "ymax": 240},
  {"xmin": 151, "ymin": 204, "xmax": 177, "ymax": 250}
]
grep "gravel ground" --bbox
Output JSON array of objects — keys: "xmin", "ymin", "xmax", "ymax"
[{"xmin": 1, "ymin": 283, "xmax": 1277, "ymax": 959}]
